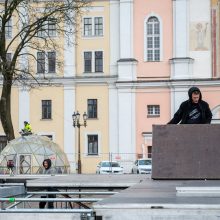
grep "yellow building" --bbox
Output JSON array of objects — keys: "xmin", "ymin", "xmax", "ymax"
[{"xmin": 0, "ymin": 1, "xmax": 113, "ymax": 174}]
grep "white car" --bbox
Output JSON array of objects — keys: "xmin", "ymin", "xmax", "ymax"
[
  {"xmin": 96, "ymin": 161, "xmax": 123, "ymax": 174},
  {"xmin": 131, "ymin": 159, "xmax": 152, "ymax": 174}
]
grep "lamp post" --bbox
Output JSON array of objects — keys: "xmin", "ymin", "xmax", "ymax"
[{"xmin": 72, "ymin": 111, "xmax": 88, "ymax": 174}]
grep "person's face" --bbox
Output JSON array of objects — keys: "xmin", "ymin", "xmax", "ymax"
[
  {"xmin": 43, "ymin": 161, "xmax": 48, "ymax": 169},
  {"xmin": 192, "ymin": 92, "xmax": 200, "ymax": 103}
]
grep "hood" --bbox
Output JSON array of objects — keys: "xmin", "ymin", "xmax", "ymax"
[
  {"xmin": 188, "ymin": 87, "xmax": 202, "ymax": 102},
  {"xmin": 43, "ymin": 158, "xmax": 52, "ymax": 170}
]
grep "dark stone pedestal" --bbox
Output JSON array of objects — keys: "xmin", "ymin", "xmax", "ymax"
[{"xmin": 152, "ymin": 124, "xmax": 220, "ymax": 179}]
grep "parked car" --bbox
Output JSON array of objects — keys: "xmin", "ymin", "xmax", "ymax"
[
  {"xmin": 131, "ymin": 159, "xmax": 152, "ymax": 174},
  {"xmin": 96, "ymin": 161, "xmax": 123, "ymax": 174}
]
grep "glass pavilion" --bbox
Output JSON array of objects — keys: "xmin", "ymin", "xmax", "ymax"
[{"xmin": 0, "ymin": 134, "xmax": 70, "ymax": 175}]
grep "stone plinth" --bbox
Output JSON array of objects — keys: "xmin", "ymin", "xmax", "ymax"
[{"xmin": 152, "ymin": 124, "xmax": 220, "ymax": 179}]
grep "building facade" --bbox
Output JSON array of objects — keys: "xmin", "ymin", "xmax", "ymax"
[
  {"xmin": 135, "ymin": 0, "xmax": 220, "ymax": 159},
  {"xmin": 0, "ymin": 0, "xmax": 220, "ymax": 174}
]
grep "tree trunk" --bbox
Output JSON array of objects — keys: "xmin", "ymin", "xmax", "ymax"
[{"xmin": 0, "ymin": 76, "xmax": 15, "ymax": 141}]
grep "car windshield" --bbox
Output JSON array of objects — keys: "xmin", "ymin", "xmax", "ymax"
[
  {"xmin": 139, "ymin": 160, "xmax": 151, "ymax": 165},
  {"xmin": 101, "ymin": 162, "xmax": 120, "ymax": 167}
]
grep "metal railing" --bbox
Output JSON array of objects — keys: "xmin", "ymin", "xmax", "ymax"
[
  {"xmin": 0, "ymin": 198, "xmax": 102, "ymax": 203},
  {"xmin": 0, "ymin": 209, "xmax": 94, "ymax": 213},
  {"xmin": 5, "ymin": 194, "xmax": 33, "ymax": 209},
  {"xmin": 26, "ymin": 191, "xmax": 117, "ymax": 195},
  {"xmin": 0, "ymin": 197, "xmax": 102, "ymax": 215}
]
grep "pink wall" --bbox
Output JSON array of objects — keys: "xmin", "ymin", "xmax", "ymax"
[
  {"xmin": 133, "ymin": 1, "xmax": 220, "ymax": 158},
  {"xmin": 134, "ymin": 0, "xmax": 173, "ymax": 78},
  {"xmin": 135, "ymin": 86, "xmax": 220, "ymax": 156},
  {"xmin": 199, "ymin": 87, "xmax": 220, "ymax": 111},
  {"xmin": 136, "ymin": 88, "xmax": 171, "ymax": 155},
  {"xmin": 134, "ymin": 0, "xmax": 173, "ymax": 156}
]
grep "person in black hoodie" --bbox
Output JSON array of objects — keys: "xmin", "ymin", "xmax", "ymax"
[
  {"xmin": 168, "ymin": 87, "xmax": 212, "ymax": 124},
  {"xmin": 39, "ymin": 159, "xmax": 56, "ymax": 209}
]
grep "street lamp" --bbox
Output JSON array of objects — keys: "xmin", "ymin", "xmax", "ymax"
[{"xmin": 72, "ymin": 111, "xmax": 88, "ymax": 174}]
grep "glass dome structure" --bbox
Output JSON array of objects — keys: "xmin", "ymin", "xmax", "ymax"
[{"xmin": 0, "ymin": 134, "xmax": 70, "ymax": 175}]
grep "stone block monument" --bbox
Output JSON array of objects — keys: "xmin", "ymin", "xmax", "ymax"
[{"xmin": 152, "ymin": 124, "xmax": 220, "ymax": 179}]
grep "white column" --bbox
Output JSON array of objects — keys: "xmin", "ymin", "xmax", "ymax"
[
  {"xmin": 64, "ymin": 12, "xmax": 76, "ymax": 77},
  {"xmin": 18, "ymin": 5, "xmax": 30, "ymax": 131},
  {"xmin": 18, "ymin": 88, "xmax": 30, "ymax": 131},
  {"xmin": 110, "ymin": 0, "xmax": 120, "ymax": 75},
  {"xmin": 171, "ymin": 0, "xmax": 194, "ymax": 79},
  {"xmin": 173, "ymin": 0, "xmax": 188, "ymax": 57},
  {"xmin": 118, "ymin": 88, "xmax": 136, "ymax": 161},
  {"xmin": 118, "ymin": 0, "xmax": 137, "ymax": 81},
  {"xmin": 119, "ymin": 0, "xmax": 133, "ymax": 58},
  {"xmin": 18, "ymin": 5, "xmax": 29, "ymax": 73},
  {"xmin": 117, "ymin": 59, "xmax": 137, "ymax": 81},
  {"xmin": 64, "ymin": 45, "xmax": 75, "ymax": 77},
  {"xmin": 64, "ymin": 85, "xmax": 76, "ymax": 173},
  {"xmin": 108, "ymin": 84, "xmax": 118, "ymax": 153}
]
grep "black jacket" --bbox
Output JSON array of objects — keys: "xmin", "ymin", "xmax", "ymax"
[{"xmin": 168, "ymin": 87, "xmax": 212, "ymax": 124}]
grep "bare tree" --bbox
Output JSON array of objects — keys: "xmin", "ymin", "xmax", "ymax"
[{"xmin": 0, "ymin": 0, "xmax": 90, "ymax": 141}]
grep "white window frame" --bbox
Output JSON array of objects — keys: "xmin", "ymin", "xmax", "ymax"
[
  {"xmin": 6, "ymin": 52, "xmax": 12, "ymax": 61},
  {"xmin": 84, "ymin": 51, "xmax": 92, "ymax": 73},
  {"xmin": 47, "ymin": 51, "xmax": 56, "ymax": 73},
  {"xmin": 0, "ymin": 18, "xmax": 13, "ymax": 39},
  {"xmin": 83, "ymin": 17, "xmax": 92, "ymax": 37},
  {"xmin": 147, "ymin": 105, "xmax": 160, "ymax": 116},
  {"xmin": 144, "ymin": 13, "xmax": 163, "ymax": 62},
  {"xmin": 37, "ymin": 132, "xmax": 56, "ymax": 141},
  {"xmin": 94, "ymin": 51, "xmax": 103, "ymax": 72},
  {"xmin": 5, "ymin": 18, "xmax": 12, "ymax": 39},
  {"xmin": 87, "ymin": 99, "xmax": 98, "ymax": 119},
  {"xmin": 82, "ymin": 16, "xmax": 104, "ymax": 38},
  {"xmin": 36, "ymin": 51, "xmax": 46, "ymax": 74},
  {"xmin": 83, "ymin": 50, "xmax": 104, "ymax": 73},
  {"xmin": 41, "ymin": 99, "xmax": 52, "ymax": 120},
  {"xmin": 94, "ymin": 17, "xmax": 103, "ymax": 36},
  {"xmin": 37, "ymin": 18, "xmax": 57, "ymax": 38},
  {"xmin": 47, "ymin": 18, "xmax": 57, "ymax": 37},
  {"xmin": 36, "ymin": 50, "xmax": 56, "ymax": 74},
  {"xmin": 84, "ymin": 132, "xmax": 101, "ymax": 157}
]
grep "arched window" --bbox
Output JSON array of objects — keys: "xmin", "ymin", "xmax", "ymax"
[{"xmin": 146, "ymin": 16, "xmax": 160, "ymax": 61}]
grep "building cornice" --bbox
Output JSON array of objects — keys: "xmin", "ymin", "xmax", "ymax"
[
  {"xmin": 2, "ymin": 76, "xmax": 220, "ymax": 89},
  {"xmin": 115, "ymin": 78, "xmax": 220, "ymax": 89},
  {"xmin": 0, "ymin": 75, "xmax": 118, "ymax": 87}
]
